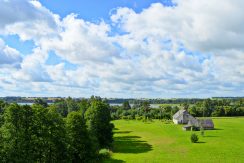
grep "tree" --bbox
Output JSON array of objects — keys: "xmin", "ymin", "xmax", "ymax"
[
  {"xmin": 202, "ymin": 99, "xmax": 213, "ymax": 117},
  {"xmin": 0, "ymin": 104, "xmax": 35, "ymax": 162},
  {"xmin": 122, "ymin": 101, "xmax": 131, "ymax": 110},
  {"xmin": 211, "ymin": 107, "xmax": 225, "ymax": 117},
  {"xmin": 85, "ymin": 99, "xmax": 114, "ymax": 149},
  {"xmin": 66, "ymin": 112, "xmax": 97, "ymax": 162},
  {"xmin": 53, "ymin": 99, "xmax": 69, "ymax": 117},
  {"xmin": 66, "ymin": 97, "xmax": 79, "ymax": 113},
  {"xmin": 141, "ymin": 101, "xmax": 151, "ymax": 119},
  {"xmin": 182, "ymin": 102, "xmax": 189, "ymax": 110},
  {"xmin": 78, "ymin": 99, "xmax": 89, "ymax": 117},
  {"xmin": 188, "ymin": 106, "xmax": 198, "ymax": 117},
  {"xmin": 224, "ymin": 106, "xmax": 233, "ymax": 116},
  {"xmin": 31, "ymin": 105, "xmax": 67, "ymax": 162},
  {"xmin": 34, "ymin": 98, "xmax": 48, "ymax": 108},
  {"xmin": 14, "ymin": 105, "xmax": 68, "ymax": 162},
  {"xmin": 0, "ymin": 100, "xmax": 8, "ymax": 126}
]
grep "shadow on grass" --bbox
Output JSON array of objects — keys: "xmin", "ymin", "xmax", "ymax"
[
  {"xmin": 213, "ymin": 128, "xmax": 223, "ymax": 130},
  {"xmin": 103, "ymin": 158, "xmax": 125, "ymax": 163},
  {"xmin": 196, "ymin": 141, "xmax": 206, "ymax": 143},
  {"xmin": 114, "ymin": 131, "xmax": 132, "ymax": 134},
  {"xmin": 113, "ymin": 135, "xmax": 152, "ymax": 153},
  {"xmin": 204, "ymin": 135, "xmax": 218, "ymax": 137}
]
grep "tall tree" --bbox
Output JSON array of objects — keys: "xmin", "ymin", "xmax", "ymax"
[
  {"xmin": 53, "ymin": 99, "xmax": 69, "ymax": 117},
  {"xmin": 66, "ymin": 112, "xmax": 97, "ymax": 162},
  {"xmin": 66, "ymin": 97, "xmax": 79, "ymax": 113},
  {"xmin": 122, "ymin": 101, "xmax": 131, "ymax": 110},
  {"xmin": 31, "ymin": 105, "xmax": 67, "ymax": 162},
  {"xmin": 141, "ymin": 101, "xmax": 151, "ymax": 119},
  {"xmin": 0, "ymin": 104, "xmax": 35, "ymax": 162},
  {"xmin": 85, "ymin": 99, "xmax": 113, "ymax": 148},
  {"xmin": 34, "ymin": 98, "xmax": 48, "ymax": 108}
]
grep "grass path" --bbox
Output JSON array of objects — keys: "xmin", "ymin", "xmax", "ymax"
[{"xmin": 105, "ymin": 117, "xmax": 244, "ymax": 163}]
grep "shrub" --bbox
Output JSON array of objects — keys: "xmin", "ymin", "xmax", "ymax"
[
  {"xmin": 135, "ymin": 116, "xmax": 143, "ymax": 121},
  {"xmin": 122, "ymin": 116, "xmax": 129, "ymax": 120},
  {"xmin": 99, "ymin": 149, "xmax": 111, "ymax": 159},
  {"xmin": 191, "ymin": 133, "xmax": 199, "ymax": 143},
  {"xmin": 200, "ymin": 126, "xmax": 205, "ymax": 136}
]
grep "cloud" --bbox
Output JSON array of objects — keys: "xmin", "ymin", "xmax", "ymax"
[
  {"xmin": 0, "ymin": 0, "xmax": 59, "ymax": 41},
  {"xmin": 0, "ymin": 39, "xmax": 22, "ymax": 68},
  {"xmin": 112, "ymin": 1, "xmax": 244, "ymax": 52},
  {"xmin": 0, "ymin": 0, "xmax": 244, "ymax": 97},
  {"xmin": 12, "ymin": 48, "xmax": 52, "ymax": 82},
  {"xmin": 42, "ymin": 14, "xmax": 117, "ymax": 64}
]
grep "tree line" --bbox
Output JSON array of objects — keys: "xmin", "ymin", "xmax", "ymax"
[
  {"xmin": 0, "ymin": 96, "xmax": 113, "ymax": 162},
  {"xmin": 110, "ymin": 98, "xmax": 244, "ymax": 120}
]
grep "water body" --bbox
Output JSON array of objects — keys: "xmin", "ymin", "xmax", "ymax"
[
  {"xmin": 17, "ymin": 103, "xmax": 161, "ymax": 108},
  {"xmin": 17, "ymin": 103, "xmax": 52, "ymax": 105},
  {"xmin": 106, "ymin": 103, "xmax": 161, "ymax": 108}
]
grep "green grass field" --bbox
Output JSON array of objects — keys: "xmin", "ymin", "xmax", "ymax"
[{"xmin": 105, "ymin": 117, "xmax": 244, "ymax": 163}]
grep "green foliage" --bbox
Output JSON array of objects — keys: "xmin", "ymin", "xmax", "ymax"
[
  {"xmin": 211, "ymin": 107, "xmax": 225, "ymax": 117},
  {"xmin": 66, "ymin": 97, "xmax": 79, "ymax": 113},
  {"xmin": 188, "ymin": 106, "xmax": 198, "ymax": 117},
  {"xmin": 53, "ymin": 99, "xmax": 69, "ymax": 117},
  {"xmin": 200, "ymin": 126, "xmax": 205, "ymax": 136},
  {"xmin": 135, "ymin": 115, "xmax": 143, "ymax": 121},
  {"xmin": 34, "ymin": 98, "xmax": 48, "ymax": 108},
  {"xmin": 53, "ymin": 98, "xmax": 89, "ymax": 117},
  {"xmin": 99, "ymin": 149, "xmax": 111, "ymax": 159},
  {"xmin": 0, "ymin": 104, "xmax": 35, "ymax": 162},
  {"xmin": 0, "ymin": 104, "xmax": 68, "ymax": 162},
  {"xmin": 122, "ymin": 101, "xmax": 131, "ymax": 110},
  {"xmin": 0, "ymin": 97, "xmax": 115, "ymax": 162},
  {"xmin": 79, "ymin": 99, "xmax": 89, "ymax": 115},
  {"xmin": 85, "ymin": 99, "xmax": 114, "ymax": 149},
  {"xmin": 66, "ymin": 112, "xmax": 97, "ymax": 162},
  {"xmin": 190, "ymin": 133, "xmax": 199, "ymax": 143}
]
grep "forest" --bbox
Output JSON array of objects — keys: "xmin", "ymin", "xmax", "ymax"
[{"xmin": 0, "ymin": 96, "xmax": 113, "ymax": 162}]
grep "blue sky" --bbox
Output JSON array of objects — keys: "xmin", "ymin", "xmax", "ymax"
[
  {"xmin": 39, "ymin": 0, "xmax": 175, "ymax": 20},
  {"xmin": 0, "ymin": 0, "xmax": 243, "ymax": 98}
]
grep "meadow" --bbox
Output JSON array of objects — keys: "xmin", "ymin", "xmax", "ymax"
[{"xmin": 105, "ymin": 117, "xmax": 244, "ymax": 163}]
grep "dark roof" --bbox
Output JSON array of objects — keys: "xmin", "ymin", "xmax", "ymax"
[
  {"xmin": 187, "ymin": 118, "xmax": 214, "ymax": 128},
  {"xmin": 201, "ymin": 119, "xmax": 214, "ymax": 128}
]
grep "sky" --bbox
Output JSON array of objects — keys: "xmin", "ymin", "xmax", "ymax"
[{"xmin": 0, "ymin": 0, "xmax": 243, "ymax": 98}]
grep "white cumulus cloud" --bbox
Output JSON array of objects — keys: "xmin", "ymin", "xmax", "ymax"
[{"xmin": 0, "ymin": 0, "xmax": 243, "ymax": 97}]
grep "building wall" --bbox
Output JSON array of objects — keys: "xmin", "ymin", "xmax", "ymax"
[{"xmin": 173, "ymin": 119, "xmax": 179, "ymax": 124}]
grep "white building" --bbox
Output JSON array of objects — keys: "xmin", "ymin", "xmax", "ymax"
[{"xmin": 172, "ymin": 109, "xmax": 195, "ymax": 124}]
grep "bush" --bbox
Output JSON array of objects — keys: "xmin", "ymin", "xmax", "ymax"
[
  {"xmin": 122, "ymin": 116, "xmax": 129, "ymax": 120},
  {"xmin": 99, "ymin": 149, "xmax": 111, "ymax": 159},
  {"xmin": 135, "ymin": 116, "xmax": 143, "ymax": 121},
  {"xmin": 161, "ymin": 119, "xmax": 172, "ymax": 124},
  {"xmin": 191, "ymin": 133, "xmax": 199, "ymax": 143}
]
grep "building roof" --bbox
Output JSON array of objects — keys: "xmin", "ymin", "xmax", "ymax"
[
  {"xmin": 201, "ymin": 119, "xmax": 214, "ymax": 128},
  {"xmin": 173, "ymin": 109, "xmax": 188, "ymax": 120},
  {"xmin": 188, "ymin": 118, "xmax": 214, "ymax": 128}
]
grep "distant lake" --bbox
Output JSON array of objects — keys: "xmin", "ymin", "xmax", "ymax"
[
  {"xmin": 17, "ymin": 103, "xmax": 161, "ymax": 108},
  {"xmin": 110, "ymin": 103, "xmax": 161, "ymax": 108},
  {"xmin": 17, "ymin": 103, "xmax": 53, "ymax": 105}
]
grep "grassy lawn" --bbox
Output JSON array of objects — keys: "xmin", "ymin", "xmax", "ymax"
[{"xmin": 105, "ymin": 117, "xmax": 244, "ymax": 163}]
